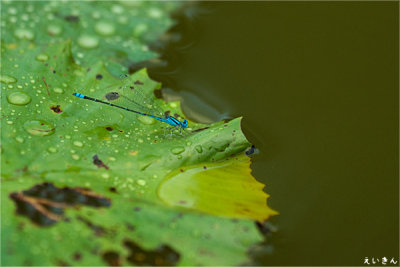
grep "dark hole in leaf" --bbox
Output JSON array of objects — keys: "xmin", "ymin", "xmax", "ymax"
[
  {"xmin": 191, "ymin": 127, "xmax": 210, "ymax": 133},
  {"xmin": 53, "ymin": 70, "xmax": 56, "ymax": 74},
  {"xmin": 109, "ymin": 187, "xmax": 117, "ymax": 193},
  {"xmin": 153, "ymin": 89, "xmax": 163, "ymax": 99},
  {"xmin": 96, "ymin": 74, "xmax": 103, "ymax": 80},
  {"xmin": 50, "ymin": 105, "xmax": 62, "ymax": 114},
  {"xmin": 126, "ymin": 223, "xmax": 135, "ymax": 231},
  {"xmin": 105, "ymin": 126, "xmax": 113, "ymax": 131},
  {"xmin": 245, "ymin": 145, "xmax": 256, "ymax": 156},
  {"xmin": 129, "ymin": 86, "xmax": 134, "ymax": 90},
  {"xmin": 73, "ymin": 252, "xmax": 82, "ymax": 261},
  {"xmin": 134, "ymin": 80, "xmax": 144, "ymax": 85},
  {"xmin": 255, "ymin": 221, "xmax": 277, "ymax": 237},
  {"xmin": 102, "ymin": 251, "xmax": 121, "ymax": 266},
  {"xmin": 56, "ymin": 259, "xmax": 69, "ymax": 266},
  {"xmin": 124, "ymin": 239, "xmax": 180, "ymax": 266},
  {"xmin": 9, "ymin": 182, "xmax": 111, "ymax": 226},
  {"xmin": 93, "ymin": 154, "xmax": 109, "ymax": 170},
  {"xmin": 64, "ymin": 15, "xmax": 79, "ymax": 22}
]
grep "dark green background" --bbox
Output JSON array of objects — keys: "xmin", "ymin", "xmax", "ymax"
[{"xmin": 149, "ymin": 2, "xmax": 399, "ymax": 266}]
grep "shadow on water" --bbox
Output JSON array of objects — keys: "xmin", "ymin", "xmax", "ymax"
[{"xmin": 135, "ymin": 2, "xmax": 399, "ymax": 266}]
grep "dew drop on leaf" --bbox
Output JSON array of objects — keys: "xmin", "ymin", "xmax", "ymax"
[
  {"xmin": 137, "ymin": 179, "xmax": 146, "ymax": 186},
  {"xmin": 195, "ymin": 145, "xmax": 203, "ymax": 153},
  {"xmin": 14, "ymin": 28, "xmax": 34, "ymax": 40},
  {"xmin": 47, "ymin": 24, "xmax": 62, "ymax": 36},
  {"xmin": 73, "ymin": 141, "xmax": 84, "ymax": 148},
  {"xmin": 77, "ymin": 35, "xmax": 99, "ymax": 49},
  {"xmin": 47, "ymin": 146, "xmax": 58, "ymax": 153},
  {"xmin": 35, "ymin": 54, "xmax": 49, "ymax": 62},
  {"xmin": 95, "ymin": 21, "xmax": 115, "ymax": 36},
  {"xmin": 53, "ymin": 87, "xmax": 64, "ymax": 94},
  {"xmin": 138, "ymin": 116, "xmax": 155, "ymax": 125},
  {"xmin": 133, "ymin": 23, "xmax": 148, "ymax": 37},
  {"xmin": 0, "ymin": 74, "xmax": 18, "ymax": 84},
  {"xmin": 7, "ymin": 91, "xmax": 31, "ymax": 105},
  {"xmin": 15, "ymin": 137, "xmax": 24, "ymax": 143},
  {"xmin": 171, "ymin": 147, "xmax": 185, "ymax": 155},
  {"xmin": 23, "ymin": 120, "xmax": 55, "ymax": 136}
]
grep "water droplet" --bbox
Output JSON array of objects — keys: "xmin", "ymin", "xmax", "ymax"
[
  {"xmin": 8, "ymin": 7, "xmax": 17, "ymax": 15},
  {"xmin": 47, "ymin": 146, "xmax": 58, "ymax": 153},
  {"xmin": 35, "ymin": 54, "xmax": 49, "ymax": 62},
  {"xmin": 6, "ymin": 121, "xmax": 13, "ymax": 125},
  {"xmin": 73, "ymin": 141, "xmax": 83, "ymax": 147},
  {"xmin": 137, "ymin": 179, "xmax": 146, "ymax": 186},
  {"xmin": 0, "ymin": 75, "xmax": 17, "ymax": 84},
  {"xmin": 95, "ymin": 21, "xmax": 115, "ymax": 36},
  {"xmin": 47, "ymin": 24, "xmax": 62, "ymax": 36},
  {"xmin": 53, "ymin": 87, "xmax": 64, "ymax": 94},
  {"xmin": 138, "ymin": 116, "xmax": 155, "ymax": 125},
  {"xmin": 195, "ymin": 145, "xmax": 203, "ymax": 153},
  {"xmin": 172, "ymin": 147, "xmax": 185, "ymax": 155},
  {"xmin": 148, "ymin": 8, "xmax": 162, "ymax": 19},
  {"xmin": 117, "ymin": 16, "xmax": 128, "ymax": 24},
  {"xmin": 14, "ymin": 28, "xmax": 34, "ymax": 40},
  {"xmin": 72, "ymin": 154, "xmax": 80, "ymax": 160},
  {"xmin": 7, "ymin": 91, "xmax": 31, "ymax": 105},
  {"xmin": 23, "ymin": 120, "xmax": 55, "ymax": 136},
  {"xmin": 169, "ymin": 102, "xmax": 178, "ymax": 108},
  {"xmin": 111, "ymin": 5, "xmax": 123, "ymax": 14},
  {"xmin": 65, "ymin": 135, "xmax": 71, "ymax": 139},
  {"xmin": 15, "ymin": 137, "xmax": 24, "ymax": 143},
  {"xmin": 77, "ymin": 35, "xmax": 99, "ymax": 49},
  {"xmin": 133, "ymin": 23, "xmax": 148, "ymax": 37}
]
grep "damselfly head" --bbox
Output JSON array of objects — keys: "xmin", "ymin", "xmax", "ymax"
[{"xmin": 182, "ymin": 120, "xmax": 188, "ymax": 129}]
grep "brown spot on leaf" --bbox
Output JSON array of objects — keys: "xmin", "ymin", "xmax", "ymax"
[
  {"xmin": 73, "ymin": 252, "xmax": 82, "ymax": 261},
  {"xmin": 64, "ymin": 15, "xmax": 79, "ymax": 22},
  {"xmin": 50, "ymin": 105, "xmax": 62, "ymax": 114},
  {"xmin": 93, "ymin": 154, "xmax": 109, "ymax": 170},
  {"xmin": 96, "ymin": 74, "xmax": 103, "ymax": 80},
  {"xmin": 9, "ymin": 182, "xmax": 111, "ymax": 226},
  {"xmin": 102, "ymin": 251, "xmax": 121, "ymax": 266},
  {"xmin": 124, "ymin": 239, "xmax": 180, "ymax": 266},
  {"xmin": 77, "ymin": 216, "xmax": 106, "ymax": 236},
  {"xmin": 153, "ymin": 89, "xmax": 163, "ymax": 99},
  {"xmin": 134, "ymin": 80, "xmax": 144, "ymax": 85},
  {"xmin": 109, "ymin": 187, "xmax": 117, "ymax": 193}
]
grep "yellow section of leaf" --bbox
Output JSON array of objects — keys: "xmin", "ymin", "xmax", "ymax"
[{"xmin": 157, "ymin": 154, "xmax": 278, "ymax": 221}]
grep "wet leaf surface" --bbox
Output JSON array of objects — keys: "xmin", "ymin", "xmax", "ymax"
[{"xmin": 1, "ymin": 2, "xmax": 277, "ymax": 266}]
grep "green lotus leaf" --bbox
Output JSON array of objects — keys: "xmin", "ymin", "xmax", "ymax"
[
  {"xmin": 1, "ymin": 1, "xmax": 181, "ymax": 75},
  {"xmin": 1, "ymin": 8, "xmax": 277, "ymax": 267}
]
